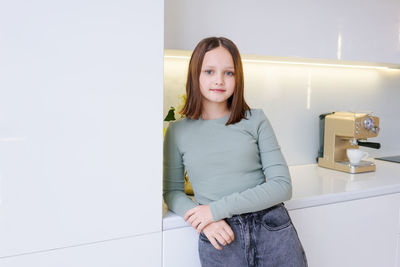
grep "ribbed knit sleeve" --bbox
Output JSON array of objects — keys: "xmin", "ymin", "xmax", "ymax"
[
  {"xmin": 163, "ymin": 121, "xmax": 198, "ymax": 218},
  {"xmin": 209, "ymin": 110, "xmax": 292, "ymax": 221}
]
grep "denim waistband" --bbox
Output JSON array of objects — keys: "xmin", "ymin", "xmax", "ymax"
[{"xmin": 226, "ymin": 202, "xmax": 285, "ymax": 223}]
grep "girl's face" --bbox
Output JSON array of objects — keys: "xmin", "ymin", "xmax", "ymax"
[{"xmin": 199, "ymin": 46, "xmax": 235, "ymax": 109}]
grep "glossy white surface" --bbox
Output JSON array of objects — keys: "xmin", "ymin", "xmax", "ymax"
[
  {"xmin": 290, "ymin": 193, "xmax": 400, "ymax": 267},
  {"xmin": 0, "ymin": 1, "xmax": 163, "ymax": 257},
  {"xmin": 397, "ymin": 235, "xmax": 400, "ymax": 267},
  {"xmin": 0, "ymin": 232, "xmax": 162, "ymax": 267},
  {"xmin": 164, "ymin": 52, "xmax": 400, "ymax": 165},
  {"xmin": 163, "ymin": 160, "xmax": 400, "ymax": 230},
  {"xmin": 287, "ymin": 160, "xmax": 400, "ymax": 210},
  {"xmin": 163, "ymin": 227, "xmax": 201, "ymax": 267},
  {"xmin": 165, "ymin": 0, "xmax": 400, "ymax": 64}
]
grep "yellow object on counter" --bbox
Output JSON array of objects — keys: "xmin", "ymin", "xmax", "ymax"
[{"xmin": 184, "ymin": 171, "xmax": 194, "ymax": 195}]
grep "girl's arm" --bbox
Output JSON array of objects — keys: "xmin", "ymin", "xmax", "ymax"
[
  {"xmin": 163, "ymin": 121, "xmax": 198, "ymax": 217},
  {"xmin": 208, "ymin": 110, "xmax": 292, "ymax": 221}
]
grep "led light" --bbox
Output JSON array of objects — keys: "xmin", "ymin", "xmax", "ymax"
[
  {"xmin": 164, "ymin": 53, "xmax": 400, "ymax": 70},
  {"xmin": 241, "ymin": 59, "xmax": 391, "ymax": 70},
  {"xmin": 337, "ymin": 32, "xmax": 342, "ymax": 60},
  {"xmin": 164, "ymin": 55, "xmax": 190, "ymax": 59}
]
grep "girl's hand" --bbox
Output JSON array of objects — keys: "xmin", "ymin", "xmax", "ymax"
[
  {"xmin": 184, "ymin": 205, "xmax": 213, "ymax": 233},
  {"xmin": 202, "ymin": 220, "xmax": 235, "ymax": 250}
]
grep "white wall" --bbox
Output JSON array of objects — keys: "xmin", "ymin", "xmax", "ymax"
[
  {"xmin": 0, "ymin": 0, "xmax": 163, "ymax": 263},
  {"xmin": 164, "ymin": 54, "xmax": 400, "ymax": 165}
]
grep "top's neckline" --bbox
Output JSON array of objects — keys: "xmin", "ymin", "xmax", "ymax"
[{"xmin": 199, "ymin": 112, "xmax": 230, "ymax": 124}]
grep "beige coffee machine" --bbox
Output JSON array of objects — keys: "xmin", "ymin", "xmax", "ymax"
[{"xmin": 317, "ymin": 112, "xmax": 381, "ymax": 173}]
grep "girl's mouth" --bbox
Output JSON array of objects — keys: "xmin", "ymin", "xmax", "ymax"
[{"xmin": 210, "ymin": 89, "xmax": 225, "ymax": 93}]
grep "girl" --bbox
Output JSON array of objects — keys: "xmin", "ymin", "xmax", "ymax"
[{"xmin": 163, "ymin": 37, "xmax": 308, "ymax": 267}]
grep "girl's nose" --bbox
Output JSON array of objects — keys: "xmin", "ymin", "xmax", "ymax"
[{"xmin": 215, "ymin": 73, "xmax": 224, "ymax": 85}]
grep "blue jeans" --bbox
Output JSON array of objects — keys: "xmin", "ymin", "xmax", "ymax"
[{"xmin": 198, "ymin": 203, "xmax": 308, "ymax": 267}]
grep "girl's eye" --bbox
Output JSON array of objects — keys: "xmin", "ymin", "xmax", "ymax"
[
  {"xmin": 205, "ymin": 70, "xmax": 213, "ymax": 74},
  {"xmin": 226, "ymin": 71, "xmax": 235, "ymax": 76}
]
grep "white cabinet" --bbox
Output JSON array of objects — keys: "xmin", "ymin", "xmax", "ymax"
[
  {"xmin": 0, "ymin": 0, "xmax": 163, "ymax": 258},
  {"xmin": 163, "ymin": 227, "xmax": 201, "ymax": 267},
  {"xmin": 289, "ymin": 193, "xmax": 400, "ymax": 267},
  {"xmin": 162, "ymin": 193, "xmax": 400, "ymax": 267},
  {"xmin": 165, "ymin": 0, "xmax": 400, "ymax": 64},
  {"xmin": 397, "ymin": 234, "xmax": 400, "ymax": 267},
  {"xmin": 0, "ymin": 232, "xmax": 162, "ymax": 267}
]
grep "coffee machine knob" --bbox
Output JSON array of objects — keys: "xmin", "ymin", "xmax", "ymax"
[
  {"xmin": 372, "ymin": 126, "xmax": 379, "ymax": 134},
  {"xmin": 363, "ymin": 117, "xmax": 374, "ymax": 130}
]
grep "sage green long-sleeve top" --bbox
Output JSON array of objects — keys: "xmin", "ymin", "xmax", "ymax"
[{"xmin": 163, "ymin": 108, "xmax": 292, "ymax": 221}]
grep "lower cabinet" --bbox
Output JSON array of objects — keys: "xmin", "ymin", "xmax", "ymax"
[
  {"xmin": 0, "ymin": 232, "xmax": 162, "ymax": 267},
  {"xmin": 163, "ymin": 227, "xmax": 201, "ymax": 267},
  {"xmin": 162, "ymin": 193, "xmax": 400, "ymax": 267},
  {"xmin": 397, "ymin": 234, "xmax": 400, "ymax": 267},
  {"xmin": 289, "ymin": 193, "xmax": 400, "ymax": 267}
]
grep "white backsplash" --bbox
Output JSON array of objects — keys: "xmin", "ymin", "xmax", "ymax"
[{"xmin": 164, "ymin": 53, "xmax": 400, "ymax": 165}]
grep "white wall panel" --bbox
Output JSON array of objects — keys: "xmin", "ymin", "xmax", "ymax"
[
  {"xmin": 0, "ymin": 0, "xmax": 163, "ymax": 257},
  {"xmin": 0, "ymin": 232, "xmax": 162, "ymax": 267}
]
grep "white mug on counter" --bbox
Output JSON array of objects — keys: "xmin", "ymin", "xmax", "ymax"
[{"xmin": 346, "ymin": 148, "xmax": 369, "ymax": 165}]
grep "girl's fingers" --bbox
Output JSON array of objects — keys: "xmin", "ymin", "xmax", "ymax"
[
  {"xmin": 223, "ymin": 226, "xmax": 235, "ymax": 241},
  {"xmin": 187, "ymin": 213, "xmax": 210, "ymax": 230},
  {"xmin": 188, "ymin": 214, "xmax": 197, "ymax": 225},
  {"xmin": 219, "ymin": 229, "xmax": 232, "ymax": 244},
  {"xmin": 191, "ymin": 218, "xmax": 201, "ymax": 229},
  {"xmin": 209, "ymin": 236, "xmax": 222, "ymax": 250},
  {"xmin": 184, "ymin": 209, "xmax": 195, "ymax": 221},
  {"xmin": 214, "ymin": 233, "xmax": 227, "ymax": 246},
  {"xmin": 202, "ymin": 220, "xmax": 236, "ymax": 250},
  {"xmin": 196, "ymin": 221, "xmax": 208, "ymax": 233}
]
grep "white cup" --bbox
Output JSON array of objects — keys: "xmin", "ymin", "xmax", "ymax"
[{"xmin": 346, "ymin": 148, "xmax": 369, "ymax": 165}]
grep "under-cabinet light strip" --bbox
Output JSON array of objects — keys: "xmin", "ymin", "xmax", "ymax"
[{"xmin": 164, "ymin": 55, "xmax": 395, "ymax": 70}]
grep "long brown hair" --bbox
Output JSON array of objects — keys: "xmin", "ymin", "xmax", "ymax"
[{"xmin": 179, "ymin": 37, "xmax": 251, "ymax": 125}]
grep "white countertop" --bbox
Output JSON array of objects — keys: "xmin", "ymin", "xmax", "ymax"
[{"xmin": 162, "ymin": 159, "xmax": 400, "ymax": 231}]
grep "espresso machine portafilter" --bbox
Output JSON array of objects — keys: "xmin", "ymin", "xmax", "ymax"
[{"xmin": 317, "ymin": 112, "xmax": 381, "ymax": 173}]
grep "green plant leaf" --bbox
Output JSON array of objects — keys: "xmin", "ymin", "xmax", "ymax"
[{"xmin": 164, "ymin": 106, "xmax": 176, "ymax": 121}]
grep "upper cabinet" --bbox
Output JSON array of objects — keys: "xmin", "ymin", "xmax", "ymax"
[
  {"xmin": 0, "ymin": 0, "xmax": 163, "ymax": 257},
  {"xmin": 165, "ymin": 0, "xmax": 400, "ymax": 64}
]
